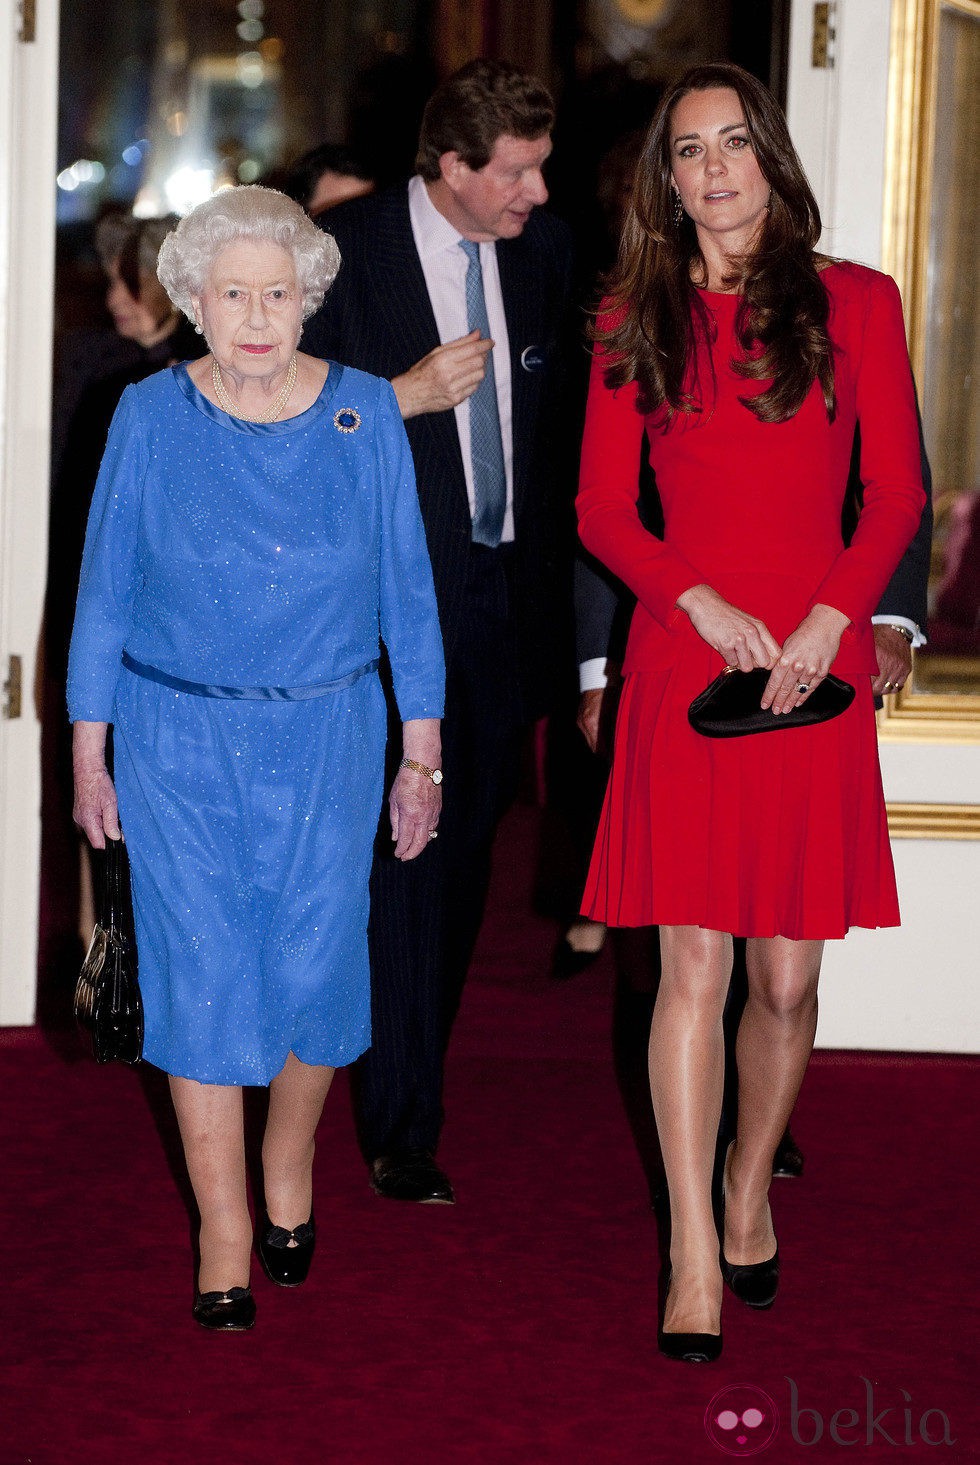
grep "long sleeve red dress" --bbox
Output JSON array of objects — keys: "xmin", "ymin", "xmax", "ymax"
[{"xmin": 576, "ymin": 262, "xmax": 925, "ymax": 939}]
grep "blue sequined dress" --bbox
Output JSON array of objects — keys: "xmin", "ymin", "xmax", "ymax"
[{"xmin": 68, "ymin": 363, "xmax": 445, "ymax": 1084}]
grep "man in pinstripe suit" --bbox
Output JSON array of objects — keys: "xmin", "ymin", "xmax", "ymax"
[{"xmin": 303, "ymin": 60, "xmax": 574, "ymax": 1202}]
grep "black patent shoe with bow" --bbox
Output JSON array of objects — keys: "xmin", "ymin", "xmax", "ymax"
[
  {"xmin": 721, "ymin": 1248, "xmax": 780, "ymax": 1309},
  {"xmin": 192, "ymin": 1286, "xmax": 256, "ymax": 1331},
  {"xmin": 257, "ymin": 1211, "xmax": 316, "ymax": 1287}
]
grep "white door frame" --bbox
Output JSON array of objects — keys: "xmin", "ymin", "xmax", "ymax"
[
  {"xmin": 785, "ymin": 0, "xmax": 894, "ymax": 267},
  {"xmin": 0, "ymin": 0, "xmax": 60, "ymax": 1024}
]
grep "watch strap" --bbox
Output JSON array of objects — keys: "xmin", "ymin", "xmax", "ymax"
[{"xmin": 400, "ymin": 757, "xmax": 443, "ymax": 784}]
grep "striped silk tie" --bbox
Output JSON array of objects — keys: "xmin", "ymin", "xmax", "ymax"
[{"xmin": 460, "ymin": 239, "xmax": 506, "ymax": 547}]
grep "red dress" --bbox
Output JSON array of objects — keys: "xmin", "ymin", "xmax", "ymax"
[{"xmin": 577, "ymin": 263, "xmax": 925, "ymax": 939}]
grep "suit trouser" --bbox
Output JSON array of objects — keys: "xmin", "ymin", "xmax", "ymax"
[{"xmin": 352, "ymin": 544, "xmax": 525, "ymax": 1161}]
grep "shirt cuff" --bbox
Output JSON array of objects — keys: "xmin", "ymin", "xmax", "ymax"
[
  {"xmin": 871, "ymin": 615, "xmax": 927, "ymax": 649},
  {"xmin": 579, "ymin": 657, "xmax": 609, "ymax": 693}
]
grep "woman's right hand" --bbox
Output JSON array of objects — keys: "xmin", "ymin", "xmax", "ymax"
[
  {"xmin": 676, "ymin": 584, "xmax": 782, "ymax": 670},
  {"xmin": 72, "ymin": 721, "xmax": 121, "ymax": 849}
]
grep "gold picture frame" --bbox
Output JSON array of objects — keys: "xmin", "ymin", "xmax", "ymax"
[{"xmin": 879, "ymin": 0, "xmax": 980, "ymax": 753}]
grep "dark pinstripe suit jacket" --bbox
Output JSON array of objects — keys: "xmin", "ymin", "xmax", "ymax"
[{"xmin": 302, "ymin": 184, "xmax": 575, "ymax": 718}]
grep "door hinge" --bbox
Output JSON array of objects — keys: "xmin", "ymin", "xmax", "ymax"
[
  {"xmin": 19, "ymin": 0, "xmax": 37, "ymax": 43},
  {"xmin": 812, "ymin": 2, "xmax": 836, "ymax": 69},
  {"xmin": 3, "ymin": 656, "xmax": 23, "ymax": 719}
]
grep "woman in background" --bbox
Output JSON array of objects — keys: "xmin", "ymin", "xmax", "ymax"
[
  {"xmin": 577, "ymin": 64, "xmax": 924, "ymax": 1362},
  {"xmin": 51, "ymin": 212, "xmax": 203, "ymax": 475},
  {"xmin": 41, "ymin": 214, "xmax": 207, "ymax": 1004}
]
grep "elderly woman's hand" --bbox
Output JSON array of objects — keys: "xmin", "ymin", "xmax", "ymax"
[
  {"xmin": 762, "ymin": 603, "xmax": 850, "ymax": 715},
  {"xmin": 389, "ymin": 767, "xmax": 442, "ymax": 860},
  {"xmin": 72, "ymin": 721, "xmax": 122, "ymax": 849},
  {"xmin": 677, "ymin": 584, "xmax": 782, "ymax": 671},
  {"xmin": 389, "ymin": 718, "xmax": 442, "ymax": 861}
]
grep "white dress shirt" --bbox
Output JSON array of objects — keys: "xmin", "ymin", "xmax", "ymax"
[{"xmin": 408, "ymin": 173, "xmax": 515, "ymax": 542}]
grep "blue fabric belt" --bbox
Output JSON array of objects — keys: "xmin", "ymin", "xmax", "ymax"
[{"xmin": 121, "ymin": 650, "xmax": 379, "ymax": 701}]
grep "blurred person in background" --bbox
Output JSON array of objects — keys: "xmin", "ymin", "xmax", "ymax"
[
  {"xmin": 275, "ymin": 143, "xmax": 375, "ymax": 218},
  {"xmin": 51, "ymin": 212, "xmax": 202, "ymax": 478},
  {"xmin": 542, "ymin": 129, "xmax": 649, "ymax": 982},
  {"xmin": 40, "ymin": 213, "xmax": 207, "ymax": 1013}
]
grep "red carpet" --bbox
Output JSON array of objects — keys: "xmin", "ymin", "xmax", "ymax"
[{"xmin": 2, "ymin": 803, "xmax": 976, "ymax": 1464}]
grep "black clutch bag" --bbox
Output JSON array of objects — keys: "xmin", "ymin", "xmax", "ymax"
[
  {"xmin": 688, "ymin": 666, "xmax": 855, "ymax": 738},
  {"xmin": 74, "ymin": 837, "xmax": 143, "ymax": 1065}
]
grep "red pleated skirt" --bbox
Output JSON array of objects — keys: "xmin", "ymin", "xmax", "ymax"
[{"xmin": 582, "ymin": 639, "xmax": 899, "ymax": 941}]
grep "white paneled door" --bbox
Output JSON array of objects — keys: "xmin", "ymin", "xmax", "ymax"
[{"xmin": 0, "ymin": 1, "xmax": 60, "ymax": 1023}]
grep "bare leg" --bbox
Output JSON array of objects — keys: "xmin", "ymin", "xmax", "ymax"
[
  {"xmin": 262, "ymin": 1052, "xmax": 335, "ymax": 1238},
  {"xmin": 650, "ymin": 925, "xmax": 732, "ymax": 1334},
  {"xmin": 169, "ymin": 1076, "xmax": 251, "ymax": 1294},
  {"xmin": 725, "ymin": 936, "xmax": 822, "ymax": 1265}
]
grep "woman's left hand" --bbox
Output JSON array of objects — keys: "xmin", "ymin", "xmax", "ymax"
[
  {"xmin": 389, "ymin": 766, "xmax": 442, "ymax": 861},
  {"xmin": 761, "ymin": 603, "xmax": 851, "ymax": 715}
]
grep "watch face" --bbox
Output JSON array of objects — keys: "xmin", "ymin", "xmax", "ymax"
[{"xmin": 431, "ymin": 769, "xmax": 443, "ymax": 785}]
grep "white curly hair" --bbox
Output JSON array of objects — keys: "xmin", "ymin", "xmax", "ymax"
[{"xmin": 156, "ymin": 184, "xmax": 341, "ymax": 321}]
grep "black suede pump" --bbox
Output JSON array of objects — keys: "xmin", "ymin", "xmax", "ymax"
[
  {"xmin": 657, "ymin": 1270, "xmax": 723, "ymax": 1363},
  {"xmin": 720, "ymin": 1248, "xmax": 780, "ymax": 1309}
]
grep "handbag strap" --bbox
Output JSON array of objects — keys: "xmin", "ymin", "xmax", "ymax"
[{"xmin": 101, "ymin": 837, "xmax": 125, "ymax": 935}]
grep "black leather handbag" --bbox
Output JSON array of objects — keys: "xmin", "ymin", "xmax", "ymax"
[
  {"xmin": 74, "ymin": 837, "xmax": 143, "ymax": 1065},
  {"xmin": 688, "ymin": 665, "xmax": 855, "ymax": 738}
]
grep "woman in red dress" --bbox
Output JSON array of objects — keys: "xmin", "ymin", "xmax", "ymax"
[{"xmin": 577, "ymin": 64, "xmax": 924, "ymax": 1362}]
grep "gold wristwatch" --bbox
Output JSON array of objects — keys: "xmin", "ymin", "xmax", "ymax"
[{"xmin": 400, "ymin": 757, "xmax": 443, "ymax": 785}]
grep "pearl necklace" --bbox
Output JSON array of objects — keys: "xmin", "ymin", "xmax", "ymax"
[{"xmin": 211, "ymin": 353, "xmax": 298, "ymax": 423}]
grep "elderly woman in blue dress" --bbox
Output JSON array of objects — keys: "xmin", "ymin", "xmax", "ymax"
[{"xmin": 68, "ymin": 186, "xmax": 445, "ymax": 1332}]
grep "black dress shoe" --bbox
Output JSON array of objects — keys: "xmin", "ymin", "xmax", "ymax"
[
  {"xmin": 371, "ymin": 1150, "xmax": 455, "ymax": 1204},
  {"xmin": 721, "ymin": 1249, "xmax": 780, "ymax": 1309},
  {"xmin": 657, "ymin": 1272, "xmax": 722, "ymax": 1363},
  {"xmin": 257, "ymin": 1211, "xmax": 316, "ymax": 1287},
  {"xmin": 192, "ymin": 1286, "xmax": 256, "ymax": 1331},
  {"xmin": 772, "ymin": 1129, "xmax": 805, "ymax": 1178}
]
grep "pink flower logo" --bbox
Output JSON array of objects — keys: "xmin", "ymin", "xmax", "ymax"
[{"xmin": 704, "ymin": 1385, "xmax": 780, "ymax": 1455}]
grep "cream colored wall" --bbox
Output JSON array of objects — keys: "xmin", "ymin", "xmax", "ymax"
[
  {"xmin": 787, "ymin": 0, "xmax": 980, "ymax": 1053},
  {"xmin": 817, "ymin": 839, "xmax": 980, "ymax": 1051}
]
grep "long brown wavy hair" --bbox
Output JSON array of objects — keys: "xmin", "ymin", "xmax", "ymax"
[{"xmin": 598, "ymin": 62, "xmax": 835, "ymax": 425}]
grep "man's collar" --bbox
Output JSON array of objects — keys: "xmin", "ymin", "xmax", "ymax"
[{"xmin": 408, "ymin": 174, "xmax": 469, "ymax": 259}]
